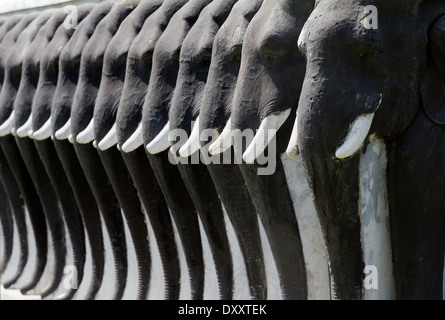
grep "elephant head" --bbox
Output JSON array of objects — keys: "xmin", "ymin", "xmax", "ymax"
[
  {"xmin": 5, "ymin": 8, "xmax": 75, "ymax": 298},
  {"xmin": 88, "ymin": 0, "xmax": 163, "ymax": 150},
  {"xmin": 0, "ymin": 11, "xmax": 52, "ymax": 137},
  {"xmin": 175, "ymin": 0, "xmax": 273, "ymax": 300},
  {"xmin": 0, "ymin": 12, "xmax": 39, "ymax": 290},
  {"xmin": 67, "ymin": 0, "xmax": 145, "ymax": 300},
  {"xmin": 0, "ymin": 11, "xmax": 55, "ymax": 296},
  {"xmin": 198, "ymin": 0, "xmax": 315, "ymax": 300},
  {"xmin": 0, "ymin": 14, "xmax": 27, "ymax": 92},
  {"xmin": 286, "ymin": 0, "xmax": 445, "ymax": 299},
  {"xmin": 146, "ymin": 0, "xmax": 253, "ymax": 301},
  {"xmin": 71, "ymin": 0, "xmax": 139, "ymax": 143},
  {"xmin": 31, "ymin": 4, "xmax": 95, "ymax": 141},
  {"xmin": 114, "ymin": 0, "xmax": 188, "ymax": 149},
  {"xmin": 197, "ymin": 0, "xmax": 263, "ymax": 154},
  {"xmin": 121, "ymin": 0, "xmax": 214, "ymax": 153},
  {"xmin": 160, "ymin": 0, "xmax": 239, "ymax": 157},
  {"xmin": 209, "ymin": 0, "xmax": 314, "ymax": 166},
  {"xmin": 14, "ymin": 8, "xmax": 68, "ymax": 139},
  {"xmin": 51, "ymin": 1, "xmax": 114, "ymax": 141}
]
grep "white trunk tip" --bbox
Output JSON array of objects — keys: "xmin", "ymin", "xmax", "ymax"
[
  {"xmin": 335, "ymin": 113, "xmax": 375, "ymax": 159},
  {"xmin": 121, "ymin": 122, "xmax": 144, "ymax": 153},
  {"xmin": 146, "ymin": 123, "xmax": 171, "ymax": 154},
  {"xmin": 76, "ymin": 118, "xmax": 95, "ymax": 144},
  {"xmin": 208, "ymin": 118, "xmax": 233, "ymax": 155},
  {"xmin": 242, "ymin": 109, "xmax": 291, "ymax": 163},
  {"xmin": 98, "ymin": 123, "xmax": 118, "ymax": 151},
  {"xmin": 178, "ymin": 116, "xmax": 200, "ymax": 158}
]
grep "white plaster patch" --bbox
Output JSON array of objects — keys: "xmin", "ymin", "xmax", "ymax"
[
  {"xmin": 53, "ymin": 216, "xmax": 75, "ymax": 299},
  {"xmin": 222, "ymin": 208, "xmax": 250, "ymax": 300},
  {"xmin": 121, "ymin": 215, "xmax": 139, "ymax": 300},
  {"xmin": 1, "ymin": 210, "xmax": 22, "ymax": 284},
  {"xmin": 281, "ymin": 154, "xmax": 331, "ymax": 300},
  {"xmin": 146, "ymin": 214, "xmax": 165, "ymax": 300},
  {"xmin": 258, "ymin": 216, "xmax": 282, "ymax": 300},
  {"xmin": 72, "ymin": 230, "xmax": 94, "ymax": 300},
  {"xmin": 359, "ymin": 138, "xmax": 395, "ymax": 300},
  {"xmin": 170, "ymin": 212, "xmax": 191, "ymax": 300},
  {"xmin": 8, "ymin": 206, "xmax": 39, "ymax": 291},
  {"xmin": 1, "ymin": 285, "xmax": 41, "ymax": 300},
  {"xmin": 95, "ymin": 215, "xmax": 118, "ymax": 300},
  {"xmin": 198, "ymin": 215, "xmax": 219, "ymax": 300}
]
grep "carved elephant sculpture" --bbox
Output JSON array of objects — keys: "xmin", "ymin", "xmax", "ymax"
[{"xmin": 0, "ymin": 0, "xmax": 443, "ymax": 301}]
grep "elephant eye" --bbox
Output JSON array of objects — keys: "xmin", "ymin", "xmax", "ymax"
[
  {"xmin": 170, "ymin": 49, "xmax": 180, "ymax": 65},
  {"xmin": 231, "ymin": 49, "xmax": 241, "ymax": 63},
  {"xmin": 229, "ymin": 44, "xmax": 242, "ymax": 63},
  {"xmin": 200, "ymin": 54, "xmax": 212, "ymax": 66},
  {"xmin": 261, "ymin": 52, "xmax": 280, "ymax": 64},
  {"xmin": 259, "ymin": 41, "xmax": 287, "ymax": 63}
]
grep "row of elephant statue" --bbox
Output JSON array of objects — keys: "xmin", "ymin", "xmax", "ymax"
[{"xmin": 0, "ymin": 0, "xmax": 443, "ymax": 300}]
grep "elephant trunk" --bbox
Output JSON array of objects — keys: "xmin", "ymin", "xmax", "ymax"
[{"xmin": 295, "ymin": 83, "xmax": 384, "ymax": 299}]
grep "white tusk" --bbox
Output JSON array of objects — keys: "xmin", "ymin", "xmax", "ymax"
[
  {"xmin": 16, "ymin": 115, "xmax": 33, "ymax": 138},
  {"xmin": 121, "ymin": 121, "xmax": 143, "ymax": 153},
  {"xmin": 285, "ymin": 111, "xmax": 300, "ymax": 158},
  {"xmin": 208, "ymin": 117, "xmax": 233, "ymax": 155},
  {"xmin": 179, "ymin": 116, "xmax": 200, "ymax": 158},
  {"xmin": 68, "ymin": 134, "xmax": 74, "ymax": 144},
  {"xmin": 242, "ymin": 108, "xmax": 292, "ymax": 164},
  {"xmin": 33, "ymin": 117, "xmax": 52, "ymax": 141},
  {"xmin": 55, "ymin": 119, "xmax": 72, "ymax": 140},
  {"xmin": 76, "ymin": 118, "xmax": 95, "ymax": 144},
  {"xmin": 0, "ymin": 110, "xmax": 15, "ymax": 137},
  {"xmin": 146, "ymin": 122, "xmax": 171, "ymax": 154},
  {"xmin": 93, "ymin": 140, "xmax": 98, "ymax": 149},
  {"xmin": 98, "ymin": 123, "xmax": 118, "ymax": 151},
  {"xmin": 335, "ymin": 113, "xmax": 375, "ymax": 159}
]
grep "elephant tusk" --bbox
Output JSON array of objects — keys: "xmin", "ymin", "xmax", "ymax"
[
  {"xmin": 146, "ymin": 122, "xmax": 171, "ymax": 154},
  {"xmin": 55, "ymin": 119, "xmax": 72, "ymax": 140},
  {"xmin": 0, "ymin": 110, "xmax": 15, "ymax": 137},
  {"xmin": 285, "ymin": 111, "xmax": 300, "ymax": 158},
  {"xmin": 16, "ymin": 115, "xmax": 33, "ymax": 138},
  {"xmin": 33, "ymin": 117, "xmax": 52, "ymax": 141},
  {"xmin": 98, "ymin": 123, "xmax": 118, "ymax": 151},
  {"xmin": 335, "ymin": 113, "xmax": 375, "ymax": 159},
  {"xmin": 68, "ymin": 134, "xmax": 74, "ymax": 144},
  {"xmin": 179, "ymin": 116, "xmax": 200, "ymax": 158},
  {"xmin": 208, "ymin": 117, "xmax": 233, "ymax": 155},
  {"xmin": 121, "ymin": 121, "xmax": 143, "ymax": 153},
  {"xmin": 242, "ymin": 108, "xmax": 291, "ymax": 164},
  {"xmin": 76, "ymin": 118, "xmax": 95, "ymax": 144}
]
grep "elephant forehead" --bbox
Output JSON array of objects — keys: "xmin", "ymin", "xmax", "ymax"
[{"xmin": 180, "ymin": 23, "xmax": 218, "ymax": 60}]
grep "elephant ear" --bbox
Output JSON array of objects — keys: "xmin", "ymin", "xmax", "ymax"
[{"xmin": 421, "ymin": 15, "xmax": 445, "ymax": 125}]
